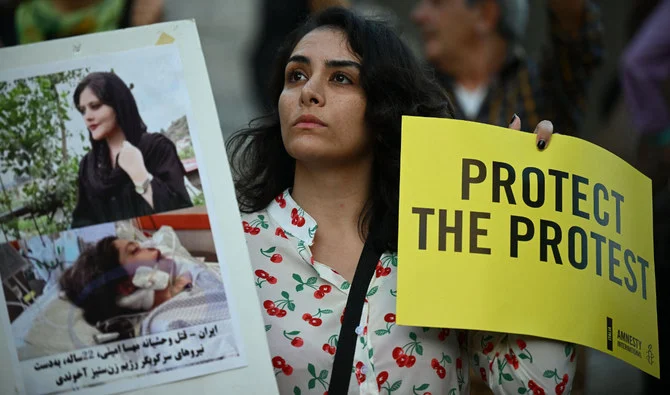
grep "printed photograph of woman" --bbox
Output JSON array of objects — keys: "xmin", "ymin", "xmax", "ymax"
[
  {"xmin": 1, "ymin": 45, "xmax": 204, "ymax": 244},
  {"xmin": 4, "ymin": 211, "xmax": 232, "ymax": 360},
  {"xmin": 71, "ymin": 72, "xmax": 193, "ymax": 229}
]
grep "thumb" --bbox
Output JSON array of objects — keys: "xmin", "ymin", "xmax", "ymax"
[
  {"xmin": 534, "ymin": 120, "xmax": 554, "ymax": 151},
  {"xmin": 508, "ymin": 113, "xmax": 521, "ymax": 131}
]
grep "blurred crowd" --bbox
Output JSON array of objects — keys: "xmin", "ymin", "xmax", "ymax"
[{"xmin": 1, "ymin": 0, "xmax": 669, "ymax": 394}]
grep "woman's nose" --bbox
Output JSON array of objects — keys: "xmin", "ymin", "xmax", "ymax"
[{"xmin": 300, "ymin": 78, "xmax": 325, "ymax": 106}]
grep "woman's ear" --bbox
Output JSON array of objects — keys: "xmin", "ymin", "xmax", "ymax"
[{"xmin": 116, "ymin": 279, "xmax": 136, "ymax": 296}]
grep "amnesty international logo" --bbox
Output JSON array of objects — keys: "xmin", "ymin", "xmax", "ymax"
[{"xmin": 647, "ymin": 344, "xmax": 655, "ymax": 365}]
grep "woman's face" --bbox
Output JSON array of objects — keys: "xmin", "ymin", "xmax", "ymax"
[
  {"xmin": 278, "ymin": 27, "xmax": 370, "ymax": 166},
  {"xmin": 114, "ymin": 239, "xmax": 162, "ymax": 267},
  {"xmin": 78, "ymin": 87, "xmax": 120, "ymax": 141},
  {"xmin": 113, "ymin": 239, "xmax": 186, "ymax": 308}
]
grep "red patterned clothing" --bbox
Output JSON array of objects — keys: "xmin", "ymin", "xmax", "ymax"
[{"xmin": 243, "ymin": 189, "xmax": 577, "ymax": 395}]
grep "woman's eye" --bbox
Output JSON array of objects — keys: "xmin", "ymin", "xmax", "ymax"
[
  {"xmin": 332, "ymin": 73, "xmax": 352, "ymax": 85},
  {"xmin": 288, "ymin": 70, "xmax": 307, "ymax": 82}
]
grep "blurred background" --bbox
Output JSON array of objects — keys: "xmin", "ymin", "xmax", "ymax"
[{"xmin": 1, "ymin": 0, "xmax": 668, "ymax": 394}]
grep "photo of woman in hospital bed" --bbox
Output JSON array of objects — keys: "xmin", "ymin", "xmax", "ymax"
[
  {"xmin": 59, "ymin": 233, "xmax": 227, "ymax": 342},
  {"xmin": 7, "ymin": 214, "xmax": 233, "ymax": 361}
]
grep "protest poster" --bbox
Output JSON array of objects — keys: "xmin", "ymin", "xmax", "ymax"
[
  {"xmin": 0, "ymin": 21, "xmax": 278, "ymax": 395},
  {"xmin": 396, "ymin": 116, "xmax": 660, "ymax": 378}
]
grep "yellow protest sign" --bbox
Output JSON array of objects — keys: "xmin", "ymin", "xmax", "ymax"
[{"xmin": 397, "ymin": 116, "xmax": 660, "ymax": 377}]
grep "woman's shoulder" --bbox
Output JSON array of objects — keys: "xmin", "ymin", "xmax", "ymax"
[
  {"xmin": 77, "ymin": 151, "xmax": 93, "ymax": 171},
  {"xmin": 139, "ymin": 132, "xmax": 175, "ymax": 147}
]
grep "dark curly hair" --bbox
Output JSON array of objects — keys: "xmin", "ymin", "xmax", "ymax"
[
  {"xmin": 227, "ymin": 7, "xmax": 454, "ymax": 251},
  {"xmin": 59, "ymin": 236, "xmax": 138, "ymax": 327}
]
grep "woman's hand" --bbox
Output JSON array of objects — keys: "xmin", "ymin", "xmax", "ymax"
[
  {"xmin": 509, "ymin": 114, "xmax": 555, "ymax": 150},
  {"xmin": 170, "ymin": 276, "xmax": 193, "ymax": 296},
  {"xmin": 117, "ymin": 140, "xmax": 150, "ymax": 184}
]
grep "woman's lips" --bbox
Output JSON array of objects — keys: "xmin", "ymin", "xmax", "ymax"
[
  {"xmin": 295, "ymin": 122, "xmax": 326, "ymax": 129},
  {"xmin": 294, "ymin": 115, "xmax": 326, "ymax": 129}
]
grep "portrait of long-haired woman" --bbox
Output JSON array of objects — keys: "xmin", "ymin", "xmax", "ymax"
[{"xmin": 71, "ymin": 72, "xmax": 193, "ymax": 228}]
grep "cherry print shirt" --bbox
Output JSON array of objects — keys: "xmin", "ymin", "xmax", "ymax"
[{"xmin": 242, "ymin": 189, "xmax": 577, "ymax": 395}]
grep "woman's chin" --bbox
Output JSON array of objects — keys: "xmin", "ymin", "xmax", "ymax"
[{"xmin": 89, "ymin": 130, "xmax": 108, "ymax": 141}]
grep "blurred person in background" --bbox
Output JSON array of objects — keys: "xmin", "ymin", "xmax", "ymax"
[
  {"xmin": 249, "ymin": 0, "xmax": 351, "ymax": 110},
  {"xmin": 622, "ymin": 0, "xmax": 670, "ymax": 189},
  {"xmin": 14, "ymin": 0, "xmax": 163, "ymax": 45},
  {"xmin": 620, "ymin": 1, "xmax": 670, "ymax": 393},
  {"xmin": 411, "ymin": 0, "xmax": 604, "ymax": 136}
]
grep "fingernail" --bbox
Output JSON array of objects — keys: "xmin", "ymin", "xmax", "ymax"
[
  {"xmin": 537, "ymin": 139, "xmax": 546, "ymax": 150},
  {"xmin": 509, "ymin": 113, "xmax": 518, "ymax": 125}
]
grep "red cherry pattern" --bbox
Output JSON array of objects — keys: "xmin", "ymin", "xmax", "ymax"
[
  {"xmin": 275, "ymin": 227, "xmax": 288, "ymax": 239},
  {"xmin": 302, "ymin": 309, "xmax": 331, "ymax": 327},
  {"xmin": 283, "ymin": 330, "xmax": 304, "ymax": 348},
  {"xmin": 254, "ymin": 269, "xmax": 277, "ymax": 288},
  {"xmin": 321, "ymin": 343, "xmax": 336, "ymax": 355},
  {"xmin": 275, "ymin": 194, "xmax": 287, "ymax": 208},
  {"xmin": 376, "ymin": 313, "xmax": 397, "ymax": 336},
  {"xmin": 355, "ymin": 361, "xmax": 366, "ymax": 384},
  {"xmin": 430, "ymin": 353, "xmax": 455, "ymax": 380},
  {"xmin": 272, "ymin": 356, "xmax": 284, "ymax": 368},
  {"xmin": 504, "ymin": 349, "xmax": 520, "ymax": 370},
  {"xmin": 262, "ymin": 292, "xmax": 294, "ymax": 318},
  {"xmin": 314, "ymin": 284, "xmax": 332, "ymax": 299},
  {"xmin": 321, "ymin": 334, "xmax": 338, "ymax": 355},
  {"xmin": 430, "ymin": 358, "xmax": 447, "ymax": 379},
  {"xmin": 291, "ymin": 208, "xmax": 306, "ymax": 227},
  {"xmin": 260, "ymin": 247, "xmax": 282, "ymax": 263},
  {"xmin": 249, "ymin": 205, "xmax": 573, "ymax": 393},
  {"xmin": 554, "ymin": 374, "xmax": 569, "ymax": 395},
  {"xmin": 242, "ymin": 216, "xmax": 267, "ymax": 235},
  {"xmin": 392, "ymin": 333, "xmax": 422, "ymax": 369},
  {"xmin": 375, "ymin": 260, "xmax": 392, "ymax": 278},
  {"xmin": 255, "ymin": 269, "xmax": 268, "ymax": 279},
  {"xmin": 527, "ymin": 380, "xmax": 545, "ymax": 395},
  {"xmin": 517, "ymin": 338, "xmax": 527, "ymax": 350},
  {"xmin": 376, "ymin": 370, "xmax": 388, "ymax": 390},
  {"xmin": 271, "ymin": 356, "xmax": 294, "ymax": 376}
]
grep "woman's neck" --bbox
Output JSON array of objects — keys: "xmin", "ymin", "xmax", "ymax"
[
  {"xmin": 106, "ymin": 129, "xmax": 126, "ymax": 167},
  {"xmin": 292, "ymin": 158, "xmax": 373, "ymax": 238},
  {"xmin": 291, "ymin": 158, "xmax": 374, "ymax": 281}
]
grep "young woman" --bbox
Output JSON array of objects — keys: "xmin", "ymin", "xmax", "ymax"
[
  {"xmin": 228, "ymin": 7, "xmax": 566, "ymax": 395},
  {"xmin": 71, "ymin": 72, "xmax": 192, "ymax": 228}
]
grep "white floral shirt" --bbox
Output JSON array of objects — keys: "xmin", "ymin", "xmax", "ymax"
[{"xmin": 242, "ymin": 190, "xmax": 577, "ymax": 395}]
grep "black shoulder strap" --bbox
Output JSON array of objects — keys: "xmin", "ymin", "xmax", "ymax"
[{"xmin": 328, "ymin": 219, "xmax": 385, "ymax": 394}]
